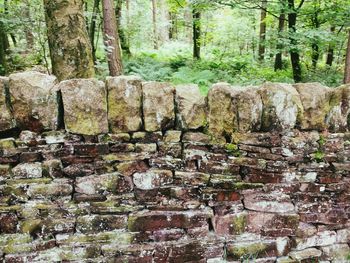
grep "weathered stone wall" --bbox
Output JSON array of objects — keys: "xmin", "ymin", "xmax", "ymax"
[{"xmin": 0, "ymin": 71, "xmax": 349, "ymax": 262}]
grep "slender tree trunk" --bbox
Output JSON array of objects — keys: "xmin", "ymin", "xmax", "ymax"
[
  {"xmin": 159, "ymin": 0, "xmax": 169, "ymax": 43},
  {"xmin": 3, "ymin": 0, "xmax": 10, "ymax": 50},
  {"xmin": 311, "ymin": 42, "xmax": 319, "ymax": 70},
  {"xmin": 192, "ymin": 8, "xmax": 201, "ymax": 59},
  {"xmin": 43, "ymin": 0, "xmax": 95, "ymax": 81},
  {"xmin": 23, "ymin": 4, "xmax": 34, "ymax": 50},
  {"xmin": 152, "ymin": 0, "xmax": 158, "ymax": 49},
  {"xmin": 326, "ymin": 26, "xmax": 336, "ymax": 67},
  {"xmin": 311, "ymin": 12, "xmax": 320, "ymax": 70},
  {"xmin": 89, "ymin": 0, "xmax": 100, "ymax": 64},
  {"xmin": 126, "ymin": 0, "xmax": 130, "ymax": 47},
  {"xmin": 102, "ymin": 0, "xmax": 123, "ymax": 76},
  {"xmin": 116, "ymin": 0, "xmax": 131, "ymax": 56},
  {"xmin": 258, "ymin": 0, "xmax": 267, "ymax": 61},
  {"xmin": 344, "ymin": 29, "xmax": 350, "ymax": 84},
  {"xmin": 274, "ymin": 13, "xmax": 285, "ymax": 71},
  {"xmin": 169, "ymin": 11, "xmax": 176, "ymax": 39},
  {"xmin": 0, "ymin": 21, "xmax": 7, "ymax": 75},
  {"xmin": 287, "ymin": 0, "xmax": 302, "ymax": 82}
]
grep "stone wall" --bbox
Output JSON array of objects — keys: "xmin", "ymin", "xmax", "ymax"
[{"xmin": 0, "ymin": 71, "xmax": 349, "ymax": 262}]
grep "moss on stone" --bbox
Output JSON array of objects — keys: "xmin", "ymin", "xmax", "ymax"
[
  {"xmin": 0, "ymin": 205, "xmax": 22, "ymax": 212},
  {"xmin": 20, "ymin": 219, "xmax": 42, "ymax": 234},
  {"xmin": 228, "ymin": 242, "xmax": 268, "ymax": 259},
  {"xmin": 0, "ymin": 138, "xmax": 16, "ymax": 149},
  {"xmin": 225, "ymin": 143, "xmax": 241, "ymax": 157},
  {"xmin": 6, "ymin": 178, "xmax": 52, "ymax": 185},
  {"xmin": 232, "ymin": 182, "xmax": 264, "ymax": 190},
  {"xmin": 232, "ymin": 214, "xmax": 247, "ymax": 234}
]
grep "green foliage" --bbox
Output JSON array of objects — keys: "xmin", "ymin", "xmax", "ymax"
[
  {"xmin": 312, "ymin": 135, "xmax": 326, "ymax": 163},
  {"xmin": 225, "ymin": 143, "xmax": 241, "ymax": 157},
  {"xmin": 0, "ymin": 0, "xmax": 348, "ymax": 89},
  {"xmin": 312, "ymin": 150, "xmax": 325, "ymax": 163}
]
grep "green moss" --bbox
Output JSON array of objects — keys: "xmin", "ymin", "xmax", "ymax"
[
  {"xmin": 0, "ymin": 138, "xmax": 16, "ymax": 149},
  {"xmin": 20, "ymin": 219, "xmax": 42, "ymax": 234},
  {"xmin": 225, "ymin": 143, "xmax": 241, "ymax": 157},
  {"xmin": 257, "ymin": 159, "xmax": 267, "ymax": 169},
  {"xmin": 59, "ymin": 231, "xmax": 134, "ymax": 245},
  {"xmin": 232, "ymin": 182, "xmax": 264, "ymax": 190},
  {"xmin": 6, "ymin": 178, "xmax": 52, "ymax": 185},
  {"xmin": 318, "ymin": 135, "xmax": 326, "ymax": 147},
  {"xmin": 228, "ymin": 242, "xmax": 268, "ymax": 259},
  {"xmin": 232, "ymin": 214, "xmax": 247, "ymax": 234},
  {"xmin": 0, "ymin": 205, "xmax": 22, "ymax": 212},
  {"xmin": 312, "ymin": 150, "xmax": 325, "ymax": 163}
]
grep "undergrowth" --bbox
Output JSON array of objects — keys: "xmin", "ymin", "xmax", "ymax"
[{"xmin": 96, "ymin": 47, "xmax": 344, "ymax": 95}]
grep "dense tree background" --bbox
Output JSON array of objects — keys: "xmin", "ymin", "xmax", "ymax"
[{"xmin": 0, "ymin": 0, "xmax": 349, "ymax": 93}]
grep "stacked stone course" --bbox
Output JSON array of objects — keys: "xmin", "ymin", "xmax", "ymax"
[{"xmin": 0, "ymin": 71, "xmax": 349, "ymax": 262}]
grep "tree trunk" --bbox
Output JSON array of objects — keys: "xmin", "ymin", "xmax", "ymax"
[
  {"xmin": 24, "ymin": 4, "xmax": 34, "ymax": 50},
  {"xmin": 152, "ymin": 0, "xmax": 158, "ymax": 49},
  {"xmin": 287, "ymin": 0, "xmax": 302, "ymax": 82},
  {"xmin": 192, "ymin": 8, "xmax": 201, "ymax": 60},
  {"xmin": 159, "ymin": 0, "xmax": 169, "ymax": 43},
  {"xmin": 43, "ymin": 0, "xmax": 95, "ymax": 81},
  {"xmin": 311, "ymin": 12, "xmax": 320, "ymax": 70},
  {"xmin": 326, "ymin": 26, "xmax": 336, "ymax": 67},
  {"xmin": 3, "ymin": 0, "xmax": 10, "ymax": 50},
  {"xmin": 258, "ymin": 0, "xmax": 267, "ymax": 61},
  {"xmin": 89, "ymin": 0, "xmax": 100, "ymax": 64},
  {"xmin": 344, "ymin": 29, "xmax": 350, "ymax": 84},
  {"xmin": 0, "ymin": 21, "xmax": 7, "ymax": 75},
  {"xmin": 102, "ymin": 0, "xmax": 123, "ymax": 76},
  {"xmin": 311, "ymin": 42, "xmax": 319, "ymax": 70},
  {"xmin": 169, "ymin": 11, "xmax": 176, "ymax": 39},
  {"xmin": 5, "ymin": 0, "xmax": 16, "ymax": 48},
  {"xmin": 274, "ymin": 13, "xmax": 285, "ymax": 71},
  {"xmin": 126, "ymin": 0, "xmax": 130, "ymax": 47},
  {"xmin": 116, "ymin": 0, "xmax": 131, "ymax": 56}
]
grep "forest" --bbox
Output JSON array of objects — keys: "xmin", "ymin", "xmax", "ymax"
[{"xmin": 0, "ymin": 0, "xmax": 350, "ymax": 94}]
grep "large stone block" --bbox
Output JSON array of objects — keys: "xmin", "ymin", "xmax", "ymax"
[
  {"xmin": 233, "ymin": 87, "xmax": 263, "ymax": 132},
  {"xmin": 128, "ymin": 208, "xmax": 213, "ymax": 232},
  {"xmin": 133, "ymin": 169, "xmax": 173, "ymax": 190},
  {"xmin": 9, "ymin": 71, "xmax": 58, "ymax": 132},
  {"xmin": 12, "ymin": 162, "xmax": 42, "ymax": 179},
  {"xmin": 76, "ymin": 215, "xmax": 127, "ymax": 233},
  {"xmin": 295, "ymin": 230, "xmax": 337, "ymax": 250},
  {"xmin": 175, "ymin": 84, "xmax": 207, "ymax": 130},
  {"xmin": 294, "ymin": 82, "xmax": 331, "ymax": 130},
  {"xmin": 0, "ymin": 77, "xmax": 16, "ymax": 132},
  {"xmin": 59, "ymin": 78, "xmax": 108, "ymax": 135},
  {"xmin": 75, "ymin": 172, "xmax": 133, "ymax": 195},
  {"xmin": 247, "ymin": 212, "xmax": 299, "ymax": 236},
  {"xmin": 326, "ymin": 84, "xmax": 350, "ymax": 131},
  {"xmin": 243, "ymin": 191, "xmax": 295, "ymax": 213},
  {"xmin": 259, "ymin": 82, "xmax": 303, "ymax": 131},
  {"xmin": 142, "ymin": 82, "xmax": 175, "ymax": 132},
  {"xmin": 107, "ymin": 75, "xmax": 143, "ymax": 133},
  {"xmin": 208, "ymin": 83, "xmax": 239, "ymax": 142}
]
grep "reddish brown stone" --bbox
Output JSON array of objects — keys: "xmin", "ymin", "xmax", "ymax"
[
  {"xmin": 128, "ymin": 209, "xmax": 212, "ymax": 232},
  {"xmin": 19, "ymin": 152, "xmax": 42, "ymax": 163},
  {"xmin": 63, "ymin": 163, "xmax": 95, "ymax": 177},
  {"xmin": 201, "ymin": 188, "xmax": 241, "ymax": 202},
  {"xmin": 0, "ymin": 213, "xmax": 18, "ymax": 233},
  {"xmin": 73, "ymin": 143, "xmax": 109, "ymax": 157}
]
